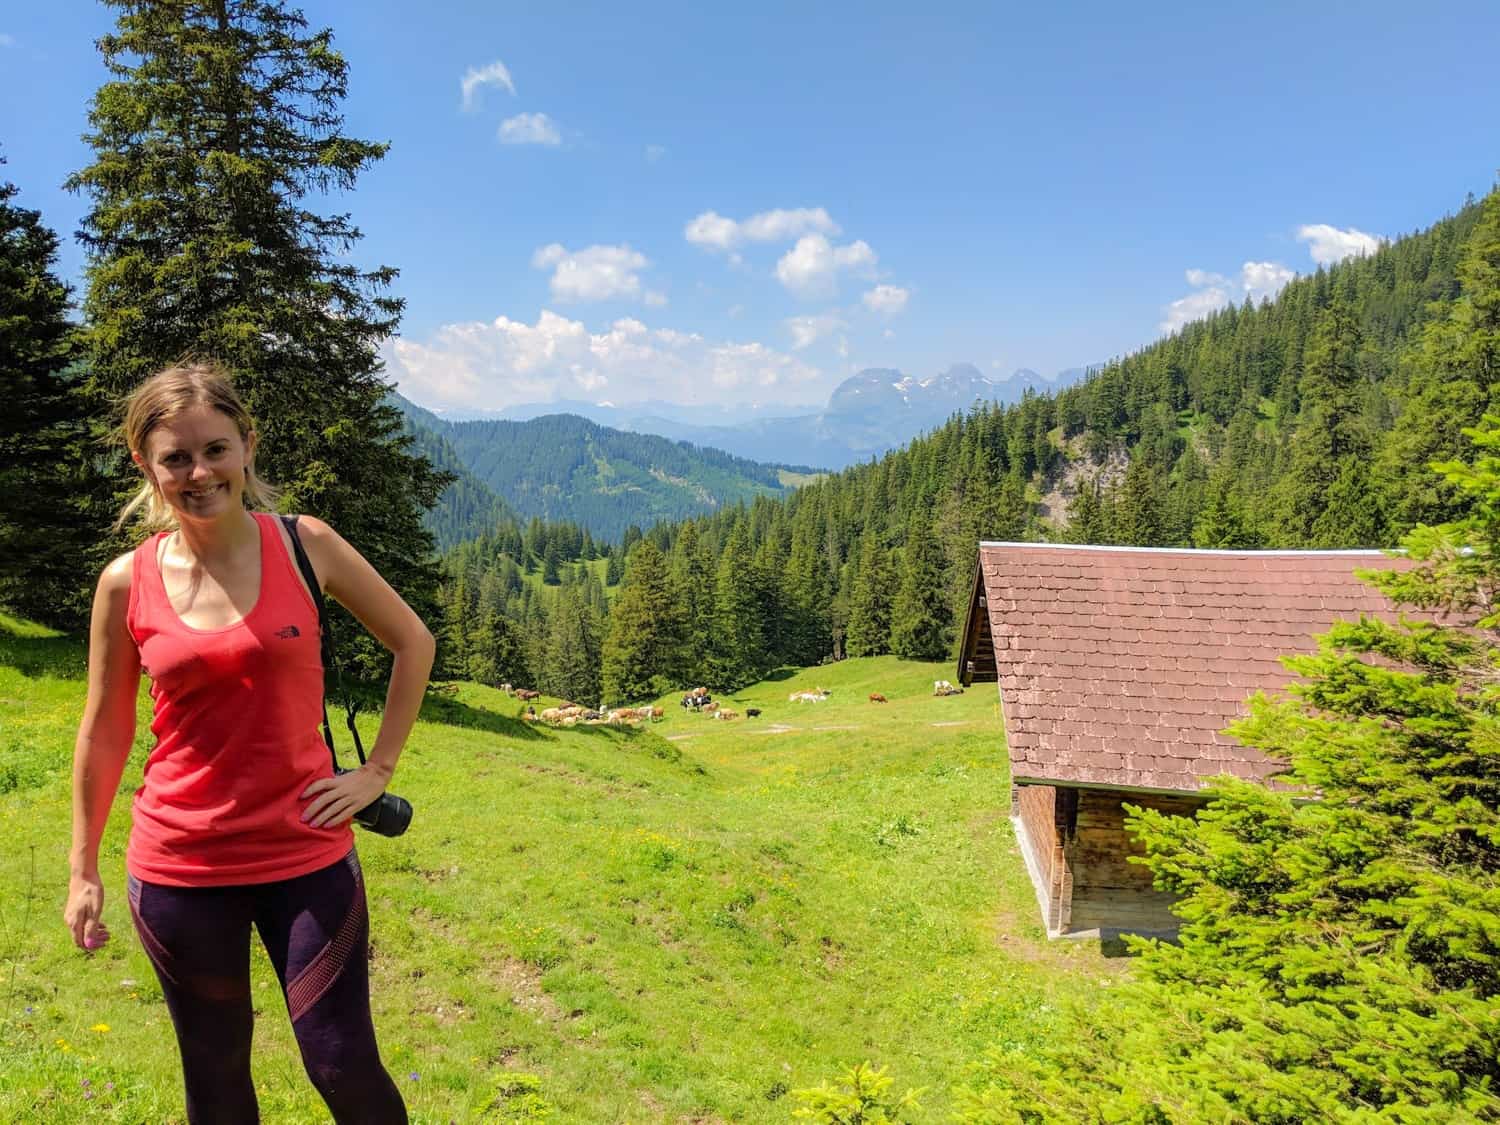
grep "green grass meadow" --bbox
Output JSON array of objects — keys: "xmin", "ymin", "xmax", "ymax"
[{"xmin": 0, "ymin": 612, "xmax": 1114, "ymax": 1122}]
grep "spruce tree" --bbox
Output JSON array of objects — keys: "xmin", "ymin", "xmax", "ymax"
[
  {"xmin": 889, "ymin": 514, "xmax": 950, "ymax": 661},
  {"xmin": 439, "ymin": 568, "xmax": 472, "ymax": 680},
  {"xmin": 0, "ymin": 169, "xmax": 98, "ymax": 628},
  {"xmin": 1065, "ymin": 474, "xmax": 1108, "ymax": 543},
  {"xmin": 707, "ymin": 521, "xmax": 766, "ymax": 689},
  {"xmin": 669, "ymin": 522, "xmax": 714, "ymax": 682},
  {"xmin": 784, "ymin": 518, "xmax": 834, "ymax": 665},
  {"xmin": 540, "ymin": 586, "xmax": 601, "ymax": 706},
  {"xmin": 467, "ymin": 570, "xmax": 521, "ymax": 686},
  {"xmin": 845, "ymin": 526, "xmax": 894, "ymax": 657},
  {"xmin": 67, "ymin": 0, "xmax": 447, "ymax": 651},
  {"xmin": 600, "ymin": 540, "xmax": 682, "ymax": 705},
  {"xmin": 1111, "ymin": 454, "xmax": 1167, "ymax": 546},
  {"xmin": 1192, "ymin": 470, "xmax": 1260, "ymax": 549}
]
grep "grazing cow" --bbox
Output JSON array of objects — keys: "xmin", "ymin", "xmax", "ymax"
[
  {"xmin": 869, "ymin": 693, "xmax": 887, "ymax": 703},
  {"xmin": 516, "ymin": 688, "xmax": 540, "ymax": 702},
  {"xmin": 745, "ymin": 708, "xmax": 762, "ymax": 718},
  {"xmin": 713, "ymin": 708, "xmax": 738, "ymax": 720},
  {"xmin": 650, "ymin": 706, "xmax": 664, "ymax": 720},
  {"xmin": 789, "ymin": 689, "xmax": 832, "ymax": 703},
  {"xmin": 499, "ymin": 682, "xmax": 514, "ymax": 695},
  {"xmin": 932, "ymin": 680, "xmax": 964, "ymax": 697}
]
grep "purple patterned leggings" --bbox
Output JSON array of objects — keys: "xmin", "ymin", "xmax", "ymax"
[{"xmin": 128, "ymin": 850, "xmax": 407, "ymax": 1124}]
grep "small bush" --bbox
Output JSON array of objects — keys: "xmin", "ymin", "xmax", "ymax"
[{"xmin": 792, "ymin": 1061, "xmax": 925, "ymax": 1124}]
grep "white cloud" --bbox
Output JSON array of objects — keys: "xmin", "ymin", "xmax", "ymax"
[
  {"xmin": 531, "ymin": 243, "xmax": 663, "ymax": 304},
  {"xmin": 1161, "ymin": 284, "xmax": 1232, "ymax": 333},
  {"xmin": 1241, "ymin": 261, "xmax": 1295, "ymax": 301},
  {"xmin": 460, "ymin": 60, "xmax": 516, "ymax": 110},
  {"xmin": 861, "ymin": 284, "xmax": 909, "ymax": 316},
  {"xmin": 645, "ymin": 144, "xmax": 667, "ymax": 163},
  {"xmin": 1160, "ymin": 260, "xmax": 1296, "ymax": 333},
  {"xmin": 685, "ymin": 207, "xmax": 841, "ymax": 251},
  {"xmin": 785, "ymin": 314, "xmax": 846, "ymax": 350},
  {"xmin": 684, "ymin": 212, "xmax": 740, "ymax": 251},
  {"xmin": 386, "ymin": 311, "xmax": 825, "ymax": 411},
  {"xmin": 1297, "ymin": 223, "xmax": 1385, "ymax": 265},
  {"xmin": 498, "ymin": 112, "xmax": 561, "ymax": 146},
  {"xmin": 775, "ymin": 234, "xmax": 877, "ymax": 299}
]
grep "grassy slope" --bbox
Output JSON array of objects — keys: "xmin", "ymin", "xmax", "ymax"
[
  {"xmin": 0, "ymin": 614, "xmax": 1114, "ymax": 1123},
  {"xmin": 516, "ymin": 556, "xmax": 616, "ymax": 602}
]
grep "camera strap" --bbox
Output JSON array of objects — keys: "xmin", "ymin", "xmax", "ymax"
[{"xmin": 279, "ymin": 515, "xmax": 367, "ymax": 768}]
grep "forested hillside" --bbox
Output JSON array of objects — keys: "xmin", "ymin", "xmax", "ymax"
[
  {"xmin": 396, "ymin": 397, "xmax": 819, "ymax": 541},
  {"xmin": 438, "ymin": 189, "xmax": 1499, "ymax": 705},
  {"xmin": 394, "ymin": 398, "xmax": 516, "ymax": 550}
]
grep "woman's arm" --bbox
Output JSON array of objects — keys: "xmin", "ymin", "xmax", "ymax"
[
  {"xmin": 294, "ymin": 516, "xmax": 436, "ymax": 829},
  {"xmin": 65, "ymin": 555, "xmax": 142, "ymax": 950}
]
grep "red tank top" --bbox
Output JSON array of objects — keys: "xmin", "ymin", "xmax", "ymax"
[{"xmin": 125, "ymin": 511, "xmax": 353, "ymax": 886}]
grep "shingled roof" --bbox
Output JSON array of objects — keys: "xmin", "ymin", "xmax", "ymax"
[{"xmin": 958, "ymin": 543, "xmax": 1408, "ymax": 794}]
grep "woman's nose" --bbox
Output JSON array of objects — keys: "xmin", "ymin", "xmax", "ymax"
[{"xmin": 189, "ymin": 458, "xmax": 214, "ymax": 479}]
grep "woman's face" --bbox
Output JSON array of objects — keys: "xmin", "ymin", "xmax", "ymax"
[{"xmin": 134, "ymin": 404, "xmax": 257, "ymax": 524}]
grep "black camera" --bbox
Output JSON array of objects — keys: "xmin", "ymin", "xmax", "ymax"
[{"xmin": 337, "ymin": 767, "xmax": 414, "ymax": 837}]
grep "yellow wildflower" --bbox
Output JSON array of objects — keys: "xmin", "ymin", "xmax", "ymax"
[{"xmin": 90, "ymin": 1023, "xmax": 110, "ymax": 1033}]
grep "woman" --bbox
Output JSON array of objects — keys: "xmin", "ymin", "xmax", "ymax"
[{"xmin": 64, "ymin": 362, "xmax": 433, "ymax": 1124}]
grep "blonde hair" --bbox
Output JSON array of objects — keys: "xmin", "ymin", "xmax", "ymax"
[{"xmin": 116, "ymin": 361, "xmax": 279, "ymax": 533}]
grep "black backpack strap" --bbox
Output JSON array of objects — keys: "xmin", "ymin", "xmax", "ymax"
[{"xmin": 280, "ymin": 515, "xmax": 366, "ymax": 766}]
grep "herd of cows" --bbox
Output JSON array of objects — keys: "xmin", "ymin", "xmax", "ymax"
[{"xmin": 497, "ymin": 680, "xmax": 966, "ymax": 728}]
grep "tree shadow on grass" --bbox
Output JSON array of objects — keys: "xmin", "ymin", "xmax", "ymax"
[
  {"xmin": 0, "ymin": 629, "xmax": 88, "ymax": 681},
  {"xmin": 418, "ymin": 693, "xmax": 547, "ymax": 740}
]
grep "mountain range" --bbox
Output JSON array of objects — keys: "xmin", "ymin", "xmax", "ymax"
[{"xmin": 428, "ymin": 363, "xmax": 1092, "ymax": 471}]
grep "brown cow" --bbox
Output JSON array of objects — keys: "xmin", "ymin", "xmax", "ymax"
[{"xmin": 869, "ymin": 692, "xmax": 887, "ymax": 703}]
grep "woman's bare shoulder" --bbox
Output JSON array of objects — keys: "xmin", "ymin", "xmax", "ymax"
[
  {"xmin": 99, "ymin": 550, "xmax": 136, "ymax": 593},
  {"xmin": 290, "ymin": 513, "xmax": 337, "ymax": 542}
]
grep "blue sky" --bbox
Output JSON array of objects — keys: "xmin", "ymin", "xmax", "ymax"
[{"xmin": 3, "ymin": 1, "xmax": 1498, "ymax": 412}]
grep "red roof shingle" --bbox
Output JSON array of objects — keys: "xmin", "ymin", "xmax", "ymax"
[{"xmin": 968, "ymin": 544, "xmax": 1410, "ymax": 793}]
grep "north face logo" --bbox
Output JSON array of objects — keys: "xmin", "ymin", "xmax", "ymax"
[{"xmin": 274, "ymin": 625, "xmax": 301, "ymax": 639}]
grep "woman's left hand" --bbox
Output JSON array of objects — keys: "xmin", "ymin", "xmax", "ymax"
[{"xmin": 301, "ymin": 764, "xmax": 391, "ymax": 828}]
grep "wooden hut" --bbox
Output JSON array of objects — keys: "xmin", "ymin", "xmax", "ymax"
[{"xmin": 958, "ymin": 543, "xmax": 1407, "ymax": 938}]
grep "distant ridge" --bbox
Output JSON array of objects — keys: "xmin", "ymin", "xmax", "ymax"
[{"xmin": 393, "ymin": 395, "xmax": 820, "ymax": 541}]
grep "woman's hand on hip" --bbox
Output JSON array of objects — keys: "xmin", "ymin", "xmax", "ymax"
[
  {"xmin": 64, "ymin": 871, "xmax": 110, "ymax": 952},
  {"xmin": 300, "ymin": 764, "xmax": 390, "ymax": 829}
]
